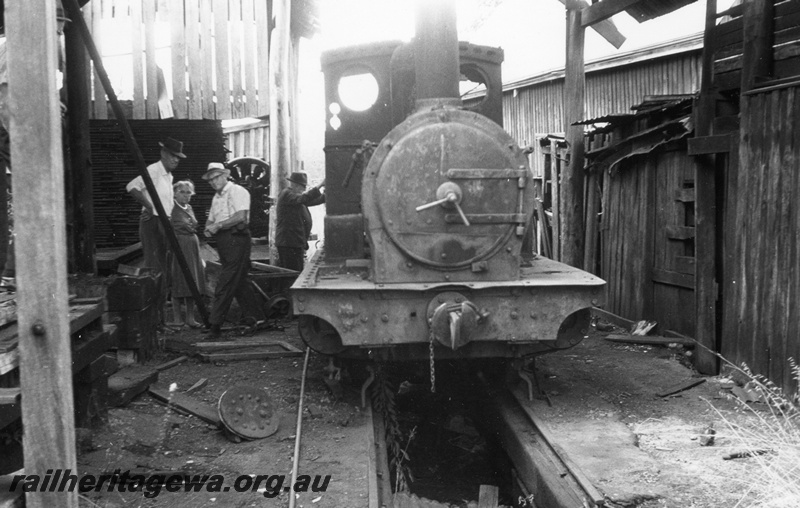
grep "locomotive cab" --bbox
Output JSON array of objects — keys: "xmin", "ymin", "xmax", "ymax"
[{"xmin": 292, "ymin": 2, "xmax": 604, "ymax": 361}]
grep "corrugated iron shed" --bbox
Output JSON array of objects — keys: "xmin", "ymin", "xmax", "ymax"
[
  {"xmin": 583, "ymin": 95, "xmax": 694, "ymax": 172},
  {"xmin": 576, "ymin": 95, "xmax": 694, "ymax": 128}
]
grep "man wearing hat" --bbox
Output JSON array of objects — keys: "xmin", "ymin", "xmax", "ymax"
[
  {"xmin": 126, "ymin": 137, "xmax": 186, "ymax": 322},
  {"xmin": 275, "ymin": 172, "xmax": 326, "ymax": 271},
  {"xmin": 202, "ymin": 162, "xmax": 265, "ymax": 339}
]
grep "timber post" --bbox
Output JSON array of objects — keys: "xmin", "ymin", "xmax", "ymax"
[
  {"xmin": 7, "ymin": 0, "xmax": 78, "ymax": 506},
  {"xmin": 269, "ymin": 0, "xmax": 293, "ymax": 266},
  {"xmin": 65, "ymin": 9, "xmax": 96, "ymax": 274},
  {"xmin": 563, "ymin": 0, "xmax": 586, "ymax": 269},
  {"xmin": 692, "ymin": 0, "xmax": 720, "ymax": 374}
]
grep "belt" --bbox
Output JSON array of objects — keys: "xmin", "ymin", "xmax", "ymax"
[{"xmin": 217, "ymin": 228, "xmax": 250, "ymax": 236}]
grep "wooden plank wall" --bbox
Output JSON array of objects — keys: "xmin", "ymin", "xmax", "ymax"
[
  {"xmin": 723, "ymin": 85, "xmax": 800, "ymax": 394},
  {"xmin": 223, "ymin": 118, "xmax": 270, "ymax": 160},
  {"xmin": 650, "ymin": 148, "xmax": 697, "ymax": 337},
  {"xmin": 714, "ymin": 0, "xmax": 800, "ymax": 91},
  {"xmin": 599, "ymin": 157, "xmax": 652, "ymax": 322},
  {"xmin": 82, "ymin": 0, "xmax": 270, "ymax": 120},
  {"xmin": 595, "ymin": 146, "xmax": 698, "ymax": 337}
]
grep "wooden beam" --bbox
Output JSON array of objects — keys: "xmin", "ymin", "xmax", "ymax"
[
  {"xmin": 665, "ymin": 225, "xmax": 695, "ymax": 240},
  {"xmin": 269, "ymin": 0, "xmax": 293, "ymax": 265},
  {"xmin": 200, "ymin": 0, "xmax": 215, "ymax": 119},
  {"xmin": 7, "ymin": 1, "xmax": 78, "ymax": 506},
  {"xmin": 581, "ymin": 0, "xmax": 642, "ymax": 27},
  {"xmin": 186, "ymin": 0, "xmax": 203, "ymax": 118},
  {"xmin": 230, "ymin": 0, "xmax": 245, "ymax": 118},
  {"xmin": 170, "ymin": 0, "xmax": 187, "ymax": 118},
  {"xmin": 143, "ymin": 0, "xmax": 158, "ymax": 118},
  {"xmin": 562, "ymin": 1, "xmax": 586, "ymax": 269},
  {"xmin": 741, "ymin": 0, "xmax": 774, "ymax": 91},
  {"xmin": 688, "ymin": 134, "xmax": 731, "ymax": 155},
  {"xmin": 603, "ymin": 333, "xmax": 696, "ymax": 347},
  {"xmin": 148, "ymin": 385, "xmax": 222, "ymax": 427},
  {"xmin": 213, "ymin": 0, "xmax": 231, "ymax": 119},
  {"xmin": 243, "ymin": 0, "xmax": 258, "ymax": 118},
  {"xmin": 64, "ymin": 8, "xmax": 96, "ymax": 274},
  {"xmin": 478, "ymin": 485, "xmax": 499, "ymax": 508},
  {"xmin": 130, "ymin": 0, "xmax": 145, "ymax": 119},
  {"xmin": 550, "ymin": 140, "xmax": 560, "ymax": 260},
  {"xmin": 90, "ymin": 0, "xmax": 107, "ymax": 119},
  {"xmin": 557, "ymin": 0, "xmax": 626, "ymax": 49},
  {"xmin": 652, "ymin": 268, "xmax": 695, "ymax": 290},
  {"xmin": 487, "ymin": 391, "xmax": 587, "ymax": 507},
  {"xmin": 693, "ymin": 0, "xmax": 719, "ymax": 375},
  {"xmin": 255, "ymin": 0, "xmax": 271, "ymax": 117}
]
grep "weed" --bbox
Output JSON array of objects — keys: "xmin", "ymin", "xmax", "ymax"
[{"xmin": 709, "ymin": 359, "xmax": 800, "ymax": 507}]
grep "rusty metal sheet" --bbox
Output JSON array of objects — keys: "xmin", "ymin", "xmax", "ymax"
[
  {"xmin": 294, "ymin": 253, "xmax": 604, "ymax": 291},
  {"xmin": 362, "ymin": 107, "xmax": 533, "ymax": 282},
  {"xmin": 218, "ymin": 386, "xmax": 278, "ymax": 440}
]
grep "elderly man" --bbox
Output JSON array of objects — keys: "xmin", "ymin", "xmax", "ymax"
[
  {"xmin": 203, "ymin": 162, "xmax": 264, "ymax": 339},
  {"xmin": 275, "ymin": 172, "xmax": 325, "ymax": 271},
  {"xmin": 126, "ymin": 137, "xmax": 185, "ymax": 323}
]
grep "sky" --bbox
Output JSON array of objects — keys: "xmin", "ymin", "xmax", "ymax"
[{"xmin": 310, "ymin": 0, "xmax": 738, "ymax": 82}]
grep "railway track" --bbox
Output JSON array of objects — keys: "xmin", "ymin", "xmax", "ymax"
[{"xmin": 363, "ymin": 372, "xmax": 606, "ymax": 508}]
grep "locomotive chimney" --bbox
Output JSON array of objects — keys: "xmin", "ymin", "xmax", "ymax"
[{"xmin": 414, "ymin": 0, "xmax": 460, "ymax": 109}]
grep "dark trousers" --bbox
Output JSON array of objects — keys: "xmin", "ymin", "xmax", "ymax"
[
  {"xmin": 210, "ymin": 230, "xmax": 264, "ymax": 326},
  {"xmin": 140, "ymin": 215, "xmax": 169, "ymax": 314},
  {"xmin": 140, "ymin": 215, "xmax": 169, "ymax": 277},
  {"xmin": 277, "ymin": 246, "xmax": 304, "ymax": 272}
]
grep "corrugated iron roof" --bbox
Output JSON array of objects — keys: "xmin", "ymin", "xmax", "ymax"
[{"xmin": 575, "ymin": 95, "xmax": 694, "ymax": 127}]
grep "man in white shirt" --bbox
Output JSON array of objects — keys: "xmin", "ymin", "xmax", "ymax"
[
  {"xmin": 202, "ymin": 162, "xmax": 264, "ymax": 339},
  {"xmin": 126, "ymin": 137, "xmax": 185, "ymax": 322}
]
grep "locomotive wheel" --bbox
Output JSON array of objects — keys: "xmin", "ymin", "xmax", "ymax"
[
  {"xmin": 226, "ymin": 156, "xmax": 270, "ymax": 181},
  {"xmin": 264, "ymin": 293, "xmax": 292, "ymax": 319},
  {"xmin": 298, "ymin": 315, "xmax": 346, "ymax": 355}
]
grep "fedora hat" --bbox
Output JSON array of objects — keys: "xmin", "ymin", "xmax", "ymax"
[
  {"xmin": 202, "ymin": 162, "xmax": 230, "ymax": 181},
  {"xmin": 159, "ymin": 137, "xmax": 187, "ymax": 159},
  {"xmin": 287, "ymin": 172, "xmax": 308, "ymax": 186}
]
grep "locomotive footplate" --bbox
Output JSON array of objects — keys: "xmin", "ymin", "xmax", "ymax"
[{"xmin": 292, "ymin": 250, "xmax": 605, "ymax": 361}]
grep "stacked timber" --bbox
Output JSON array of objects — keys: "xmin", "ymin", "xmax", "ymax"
[
  {"xmin": 0, "ymin": 297, "xmax": 118, "ymax": 473},
  {"xmin": 107, "ymin": 273, "xmax": 161, "ymax": 362}
]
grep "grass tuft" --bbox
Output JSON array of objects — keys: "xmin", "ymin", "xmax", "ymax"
[{"xmin": 711, "ymin": 359, "xmax": 800, "ymax": 508}]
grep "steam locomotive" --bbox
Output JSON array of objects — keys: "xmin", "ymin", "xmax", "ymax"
[{"xmin": 292, "ymin": 2, "xmax": 604, "ymax": 362}]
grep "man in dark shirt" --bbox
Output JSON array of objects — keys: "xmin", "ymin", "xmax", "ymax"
[{"xmin": 275, "ymin": 172, "xmax": 325, "ymax": 271}]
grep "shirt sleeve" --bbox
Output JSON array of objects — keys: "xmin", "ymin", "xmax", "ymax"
[
  {"xmin": 280, "ymin": 187, "xmax": 323, "ymax": 206},
  {"xmin": 126, "ymin": 175, "xmax": 145, "ymax": 193}
]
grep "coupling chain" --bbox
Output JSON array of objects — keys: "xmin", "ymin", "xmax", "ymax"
[{"xmin": 428, "ymin": 327, "xmax": 436, "ymax": 393}]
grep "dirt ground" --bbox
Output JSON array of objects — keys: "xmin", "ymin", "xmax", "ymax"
[
  {"xmin": 72, "ymin": 317, "xmax": 769, "ymax": 508},
  {"xmin": 78, "ymin": 322, "xmax": 371, "ymax": 508},
  {"xmin": 530, "ymin": 331, "xmax": 765, "ymax": 508}
]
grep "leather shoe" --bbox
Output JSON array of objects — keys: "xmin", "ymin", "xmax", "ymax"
[{"xmin": 204, "ymin": 325, "xmax": 222, "ymax": 341}]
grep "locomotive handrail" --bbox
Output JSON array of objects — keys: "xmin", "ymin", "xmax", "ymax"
[{"xmin": 446, "ymin": 168, "xmax": 529, "ymax": 179}]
